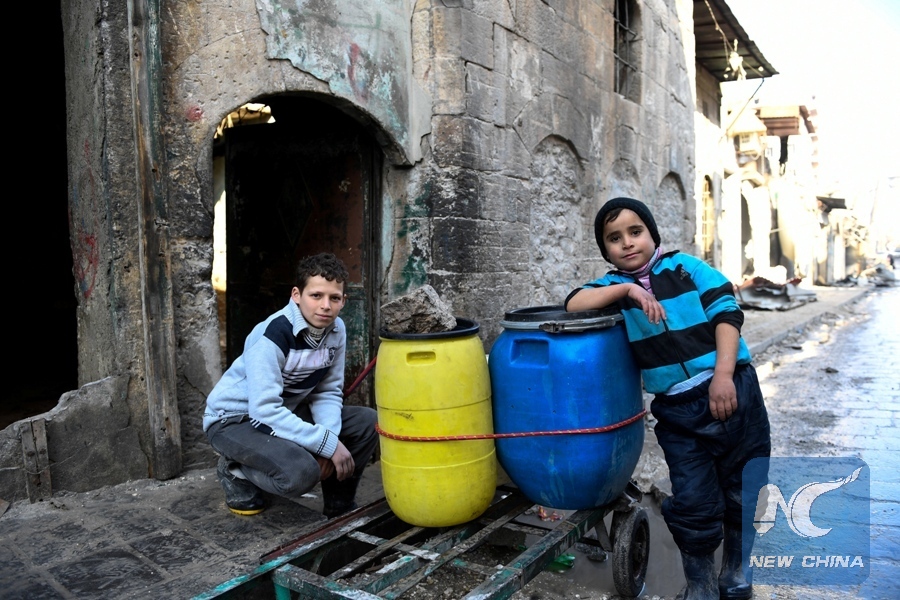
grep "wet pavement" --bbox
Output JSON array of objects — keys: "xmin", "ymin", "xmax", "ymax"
[
  {"xmin": 1, "ymin": 284, "xmax": 896, "ymax": 599},
  {"xmin": 750, "ymin": 285, "xmax": 899, "ymax": 600}
]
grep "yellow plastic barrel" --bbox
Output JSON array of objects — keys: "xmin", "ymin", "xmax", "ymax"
[{"xmin": 375, "ymin": 319, "xmax": 496, "ymax": 527}]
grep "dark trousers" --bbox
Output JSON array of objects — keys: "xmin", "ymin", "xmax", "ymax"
[
  {"xmin": 651, "ymin": 363, "xmax": 771, "ymax": 556},
  {"xmin": 206, "ymin": 404, "xmax": 378, "ymax": 501}
]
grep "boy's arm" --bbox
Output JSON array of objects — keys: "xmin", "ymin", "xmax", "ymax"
[
  {"xmin": 243, "ymin": 321, "xmax": 341, "ymax": 459},
  {"xmin": 566, "ymin": 284, "xmax": 667, "ymax": 324},
  {"xmin": 316, "ymin": 441, "xmax": 355, "ymax": 481},
  {"xmin": 709, "ymin": 322, "xmax": 739, "ymax": 421}
]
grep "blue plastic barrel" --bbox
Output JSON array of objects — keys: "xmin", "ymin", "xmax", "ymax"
[{"xmin": 488, "ymin": 306, "xmax": 644, "ymax": 509}]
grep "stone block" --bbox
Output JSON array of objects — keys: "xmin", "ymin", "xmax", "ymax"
[
  {"xmin": 470, "ymin": 0, "xmax": 514, "ymax": 29},
  {"xmin": 481, "ymin": 173, "xmax": 530, "ymax": 223},
  {"xmin": 540, "ymin": 50, "xmax": 577, "ymax": 97},
  {"xmin": 0, "ymin": 376, "xmax": 147, "ymax": 502},
  {"xmin": 432, "ymin": 5, "xmax": 462, "ymax": 57},
  {"xmin": 432, "ymin": 116, "xmax": 496, "ymax": 171},
  {"xmin": 0, "ymin": 426, "xmax": 26, "ymax": 502},
  {"xmin": 380, "ymin": 285, "xmax": 457, "ymax": 334},
  {"xmin": 45, "ymin": 376, "xmax": 148, "ymax": 493},
  {"xmin": 466, "ymin": 63, "xmax": 501, "ymax": 124},
  {"xmin": 460, "ymin": 10, "xmax": 494, "ymax": 69},
  {"xmin": 496, "ymin": 126, "xmax": 532, "ymax": 179},
  {"xmin": 431, "ymin": 57, "xmax": 466, "ymax": 114},
  {"xmin": 429, "ymin": 168, "xmax": 482, "ymax": 219}
]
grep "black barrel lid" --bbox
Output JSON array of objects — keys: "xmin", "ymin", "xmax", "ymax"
[
  {"xmin": 499, "ymin": 305, "xmax": 622, "ymax": 333},
  {"xmin": 380, "ymin": 318, "xmax": 479, "ymax": 340}
]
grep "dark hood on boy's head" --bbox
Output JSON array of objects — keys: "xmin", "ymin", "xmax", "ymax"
[{"xmin": 593, "ymin": 197, "xmax": 661, "ymax": 261}]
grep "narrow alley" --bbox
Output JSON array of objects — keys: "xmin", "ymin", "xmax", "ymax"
[{"xmin": 1, "ymin": 285, "xmax": 897, "ymax": 599}]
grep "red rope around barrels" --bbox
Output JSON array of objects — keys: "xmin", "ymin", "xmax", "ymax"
[
  {"xmin": 345, "ymin": 356, "xmax": 378, "ymax": 397},
  {"xmin": 375, "ymin": 409, "xmax": 647, "ymax": 442}
]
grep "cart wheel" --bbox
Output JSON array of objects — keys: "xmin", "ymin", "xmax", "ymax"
[{"xmin": 611, "ymin": 506, "xmax": 650, "ymax": 597}]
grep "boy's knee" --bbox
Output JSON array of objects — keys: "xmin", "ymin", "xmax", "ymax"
[
  {"xmin": 270, "ymin": 465, "xmax": 319, "ymax": 499},
  {"xmin": 344, "ymin": 406, "xmax": 378, "ymax": 438},
  {"xmin": 355, "ymin": 405, "xmax": 377, "ymax": 427}
]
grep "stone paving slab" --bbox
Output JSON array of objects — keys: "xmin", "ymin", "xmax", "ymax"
[{"xmin": 0, "ymin": 284, "xmax": 878, "ymax": 599}]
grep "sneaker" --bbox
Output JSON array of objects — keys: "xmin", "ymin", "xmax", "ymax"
[{"xmin": 216, "ymin": 456, "xmax": 267, "ymax": 515}]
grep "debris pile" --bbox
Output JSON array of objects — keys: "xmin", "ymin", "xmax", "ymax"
[
  {"xmin": 860, "ymin": 263, "xmax": 898, "ymax": 287},
  {"xmin": 380, "ymin": 285, "xmax": 457, "ymax": 334},
  {"xmin": 734, "ymin": 277, "xmax": 817, "ymax": 311}
]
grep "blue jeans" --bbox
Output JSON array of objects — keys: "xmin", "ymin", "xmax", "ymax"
[
  {"xmin": 651, "ymin": 363, "xmax": 771, "ymax": 555},
  {"xmin": 206, "ymin": 404, "xmax": 378, "ymax": 501}
]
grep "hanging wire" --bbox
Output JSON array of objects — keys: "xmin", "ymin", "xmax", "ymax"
[{"xmin": 703, "ymin": 0, "xmax": 745, "ymax": 80}]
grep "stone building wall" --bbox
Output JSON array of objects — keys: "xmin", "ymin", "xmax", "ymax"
[
  {"xmin": 162, "ymin": 0, "xmax": 698, "ymax": 469},
  {"xmin": 410, "ymin": 0, "xmax": 697, "ymax": 341},
  {"xmin": 0, "ymin": 0, "xmax": 699, "ymax": 501}
]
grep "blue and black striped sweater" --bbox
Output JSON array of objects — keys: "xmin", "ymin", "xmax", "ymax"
[{"xmin": 566, "ymin": 251, "xmax": 752, "ymax": 394}]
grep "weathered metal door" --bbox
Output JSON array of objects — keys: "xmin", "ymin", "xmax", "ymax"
[{"xmin": 224, "ymin": 98, "xmax": 377, "ymax": 405}]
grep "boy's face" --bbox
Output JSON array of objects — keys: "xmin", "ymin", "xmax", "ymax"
[
  {"xmin": 602, "ymin": 208, "xmax": 657, "ymax": 271},
  {"xmin": 291, "ymin": 276, "xmax": 346, "ymax": 329}
]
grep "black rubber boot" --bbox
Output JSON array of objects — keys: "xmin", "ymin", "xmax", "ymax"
[
  {"xmin": 719, "ymin": 525, "xmax": 753, "ymax": 599},
  {"xmin": 675, "ymin": 551, "xmax": 719, "ymax": 600},
  {"xmin": 216, "ymin": 455, "xmax": 267, "ymax": 515},
  {"xmin": 321, "ymin": 473, "xmax": 362, "ymax": 519}
]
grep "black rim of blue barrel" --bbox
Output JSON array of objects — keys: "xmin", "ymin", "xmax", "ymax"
[
  {"xmin": 380, "ymin": 318, "xmax": 479, "ymax": 340},
  {"xmin": 499, "ymin": 305, "xmax": 622, "ymax": 332}
]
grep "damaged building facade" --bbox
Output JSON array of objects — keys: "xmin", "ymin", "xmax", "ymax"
[{"xmin": 3, "ymin": 0, "xmax": 757, "ymax": 501}]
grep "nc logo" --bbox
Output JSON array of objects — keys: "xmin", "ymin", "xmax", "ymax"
[{"xmin": 754, "ymin": 467, "xmax": 863, "ymax": 538}]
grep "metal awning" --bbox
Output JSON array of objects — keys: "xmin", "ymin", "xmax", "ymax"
[{"xmin": 694, "ymin": 0, "xmax": 778, "ymax": 81}]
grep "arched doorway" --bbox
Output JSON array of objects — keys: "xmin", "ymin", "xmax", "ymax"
[{"xmin": 212, "ymin": 96, "xmax": 381, "ymax": 406}]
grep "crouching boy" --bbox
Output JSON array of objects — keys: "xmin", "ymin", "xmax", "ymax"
[
  {"xmin": 203, "ymin": 252, "xmax": 378, "ymax": 519},
  {"xmin": 565, "ymin": 198, "xmax": 770, "ymax": 600}
]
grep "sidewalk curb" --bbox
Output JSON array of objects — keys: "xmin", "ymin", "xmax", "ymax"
[{"xmin": 746, "ymin": 288, "xmax": 870, "ymax": 357}]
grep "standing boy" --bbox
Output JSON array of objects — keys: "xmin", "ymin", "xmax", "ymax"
[
  {"xmin": 565, "ymin": 198, "xmax": 770, "ymax": 600},
  {"xmin": 203, "ymin": 253, "xmax": 378, "ymax": 519}
]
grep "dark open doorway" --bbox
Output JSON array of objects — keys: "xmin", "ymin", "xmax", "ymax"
[
  {"xmin": 213, "ymin": 96, "xmax": 380, "ymax": 406},
  {"xmin": 2, "ymin": 0, "xmax": 78, "ymax": 430}
]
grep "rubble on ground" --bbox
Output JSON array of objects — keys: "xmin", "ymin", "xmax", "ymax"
[
  {"xmin": 734, "ymin": 276, "xmax": 817, "ymax": 311},
  {"xmin": 860, "ymin": 263, "xmax": 898, "ymax": 287}
]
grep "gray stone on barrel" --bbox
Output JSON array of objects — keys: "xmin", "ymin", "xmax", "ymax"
[{"xmin": 381, "ymin": 285, "xmax": 457, "ymax": 334}]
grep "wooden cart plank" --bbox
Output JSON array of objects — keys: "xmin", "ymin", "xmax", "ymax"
[{"xmin": 461, "ymin": 507, "xmax": 610, "ymax": 600}]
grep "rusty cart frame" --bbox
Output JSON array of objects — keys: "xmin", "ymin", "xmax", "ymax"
[{"xmin": 195, "ymin": 482, "xmax": 649, "ymax": 600}]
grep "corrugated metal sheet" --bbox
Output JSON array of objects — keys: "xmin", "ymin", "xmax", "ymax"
[{"xmin": 694, "ymin": 0, "xmax": 778, "ymax": 81}]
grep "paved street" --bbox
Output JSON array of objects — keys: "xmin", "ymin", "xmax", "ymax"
[
  {"xmin": 0, "ymin": 285, "xmax": 895, "ymax": 599},
  {"xmin": 751, "ymin": 285, "xmax": 899, "ymax": 600}
]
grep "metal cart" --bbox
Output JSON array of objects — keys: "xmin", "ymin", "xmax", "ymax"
[{"xmin": 195, "ymin": 482, "xmax": 649, "ymax": 599}]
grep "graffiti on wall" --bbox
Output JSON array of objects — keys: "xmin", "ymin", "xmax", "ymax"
[
  {"xmin": 70, "ymin": 138, "xmax": 101, "ymax": 299},
  {"xmin": 254, "ymin": 0, "xmax": 430, "ymax": 164}
]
